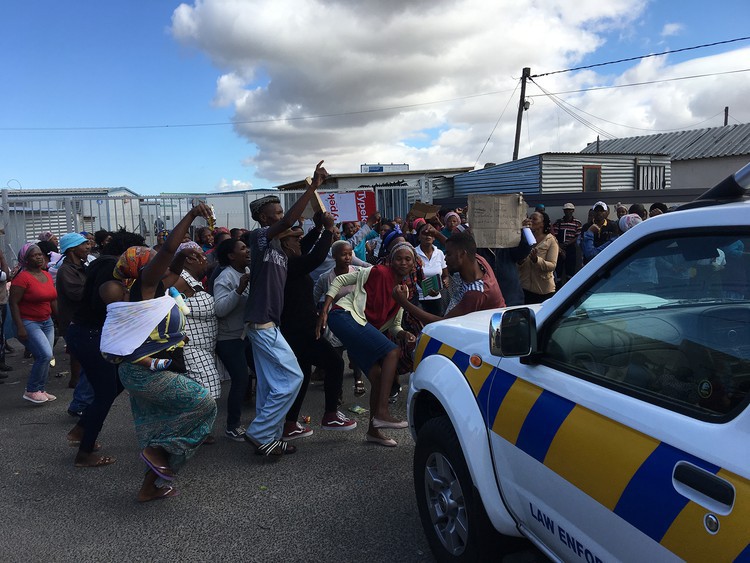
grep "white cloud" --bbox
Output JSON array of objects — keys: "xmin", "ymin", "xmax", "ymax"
[
  {"xmin": 215, "ymin": 178, "xmax": 254, "ymax": 192},
  {"xmin": 660, "ymin": 22, "xmax": 684, "ymax": 37},
  {"xmin": 171, "ymin": 0, "xmax": 749, "ymax": 184}
]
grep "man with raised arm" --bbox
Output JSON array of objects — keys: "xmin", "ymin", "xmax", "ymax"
[{"xmin": 242, "ymin": 161, "xmax": 329, "ymax": 457}]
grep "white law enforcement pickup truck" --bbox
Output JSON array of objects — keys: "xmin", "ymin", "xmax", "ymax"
[{"xmin": 407, "ymin": 164, "xmax": 750, "ymax": 562}]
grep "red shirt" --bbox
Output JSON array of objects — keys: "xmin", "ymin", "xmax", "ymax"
[
  {"xmin": 14, "ymin": 270, "xmax": 57, "ymax": 321},
  {"xmin": 445, "ymin": 255, "xmax": 504, "ymax": 318},
  {"xmin": 363, "ymin": 265, "xmax": 401, "ymax": 330}
]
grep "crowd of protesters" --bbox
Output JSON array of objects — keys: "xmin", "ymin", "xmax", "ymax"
[{"xmin": 0, "ymin": 159, "xmax": 687, "ymax": 502}]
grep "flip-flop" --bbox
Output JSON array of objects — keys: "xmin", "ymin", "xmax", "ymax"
[
  {"xmin": 137, "ymin": 485, "xmax": 179, "ymax": 503},
  {"xmin": 140, "ymin": 450, "xmax": 176, "ymax": 481},
  {"xmin": 75, "ymin": 456, "xmax": 116, "ymax": 468},
  {"xmin": 67, "ymin": 440, "xmax": 102, "ymax": 451},
  {"xmin": 365, "ymin": 433, "xmax": 397, "ymax": 447}
]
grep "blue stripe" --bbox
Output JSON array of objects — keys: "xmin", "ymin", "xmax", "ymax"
[
  {"xmin": 614, "ymin": 442, "xmax": 720, "ymax": 542},
  {"xmin": 453, "ymin": 350, "xmax": 470, "ymax": 373},
  {"xmin": 515, "ymin": 391, "xmax": 575, "ymax": 463},
  {"xmin": 421, "ymin": 337, "xmax": 442, "ymax": 361},
  {"xmin": 735, "ymin": 543, "xmax": 750, "ymax": 562},
  {"xmin": 482, "ymin": 367, "xmax": 516, "ymax": 428}
]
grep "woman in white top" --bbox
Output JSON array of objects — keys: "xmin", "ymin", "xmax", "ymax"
[{"xmin": 414, "ymin": 223, "xmax": 449, "ymax": 316}]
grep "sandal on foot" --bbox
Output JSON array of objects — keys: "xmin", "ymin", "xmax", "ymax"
[
  {"xmin": 371, "ymin": 417, "xmax": 408, "ymax": 429},
  {"xmin": 365, "ymin": 434, "xmax": 397, "ymax": 447},
  {"xmin": 137, "ymin": 485, "xmax": 179, "ymax": 503},
  {"xmin": 140, "ymin": 447, "xmax": 176, "ymax": 480},
  {"xmin": 67, "ymin": 439, "xmax": 102, "ymax": 451},
  {"xmin": 75, "ymin": 455, "xmax": 116, "ymax": 468},
  {"xmin": 353, "ymin": 380, "xmax": 366, "ymax": 396}
]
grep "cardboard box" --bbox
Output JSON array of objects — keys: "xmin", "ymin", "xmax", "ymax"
[{"xmin": 467, "ymin": 193, "xmax": 528, "ymax": 248}]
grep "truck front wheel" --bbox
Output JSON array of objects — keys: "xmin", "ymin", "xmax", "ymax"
[{"xmin": 414, "ymin": 416, "xmax": 503, "ymax": 562}]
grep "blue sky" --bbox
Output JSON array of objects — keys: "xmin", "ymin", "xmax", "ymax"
[{"xmin": 2, "ymin": 1, "xmax": 749, "ymax": 195}]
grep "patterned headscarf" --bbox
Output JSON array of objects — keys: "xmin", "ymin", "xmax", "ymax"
[
  {"xmin": 17, "ymin": 243, "xmax": 40, "ymax": 272},
  {"xmin": 618, "ymin": 213, "xmax": 643, "ymax": 233},
  {"xmin": 113, "ymin": 246, "xmax": 152, "ymax": 288},
  {"xmin": 177, "ymin": 241, "xmax": 202, "ymax": 255},
  {"xmin": 444, "ymin": 211, "xmax": 460, "ymax": 224},
  {"xmin": 38, "ymin": 231, "xmax": 55, "ymax": 242},
  {"xmin": 390, "ymin": 240, "xmax": 419, "ymax": 262}
]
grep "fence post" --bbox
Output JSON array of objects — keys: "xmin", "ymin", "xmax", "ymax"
[
  {"xmin": 65, "ymin": 197, "xmax": 75, "ymax": 233},
  {"xmin": 243, "ymin": 192, "xmax": 250, "ymax": 229}
]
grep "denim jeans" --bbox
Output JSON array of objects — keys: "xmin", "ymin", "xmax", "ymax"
[
  {"xmin": 245, "ymin": 326, "xmax": 303, "ymax": 443},
  {"xmin": 215, "ymin": 338, "xmax": 251, "ymax": 431},
  {"xmin": 68, "ymin": 371, "xmax": 95, "ymax": 413},
  {"xmin": 23, "ymin": 318, "xmax": 54, "ymax": 392}
]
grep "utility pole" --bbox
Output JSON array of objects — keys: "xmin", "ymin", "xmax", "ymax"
[
  {"xmin": 724, "ymin": 106, "xmax": 729, "ymax": 126},
  {"xmin": 512, "ymin": 67, "xmax": 531, "ymax": 161}
]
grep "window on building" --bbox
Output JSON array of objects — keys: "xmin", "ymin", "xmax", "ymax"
[
  {"xmin": 637, "ymin": 164, "xmax": 666, "ymax": 190},
  {"xmin": 583, "ymin": 166, "xmax": 601, "ymax": 192}
]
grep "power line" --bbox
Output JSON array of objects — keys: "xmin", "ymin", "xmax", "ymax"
[
  {"xmin": 527, "ymin": 68, "xmax": 750, "ymax": 97},
  {"xmin": 3, "ymin": 64, "xmax": 746, "ymax": 133},
  {"xmin": 532, "ymin": 36, "xmax": 750, "ymax": 77},
  {"xmin": 530, "ymin": 79, "xmax": 615, "ymax": 139},
  {"xmin": 0, "ymin": 88, "xmax": 518, "ymax": 132},
  {"xmin": 530, "ymin": 80, "xmax": 727, "ymax": 132},
  {"xmin": 473, "ymin": 81, "xmax": 520, "ymax": 168}
]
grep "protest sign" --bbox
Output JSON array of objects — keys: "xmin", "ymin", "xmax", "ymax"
[
  {"xmin": 321, "ymin": 191, "xmax": 376, "ymax": 223},
  {"xmin": 467, "ymin": 193, "xmax": 528, "ymax": 248},
  {"xmin": 409, "ymin": 201, "xmax": 442, "ymax": 220}
]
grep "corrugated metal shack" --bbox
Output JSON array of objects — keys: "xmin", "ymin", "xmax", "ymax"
[
  {"xmin": 580, "ymin": 123, "xmax": 750, "ymax": 189},
  {"xmin": 453, "ymin": 153, "xmax": 672, "ymax": 198}
]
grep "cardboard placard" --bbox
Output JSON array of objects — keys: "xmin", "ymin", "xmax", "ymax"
[
  {"xmin": 467, "ymin": 193, "xmax": 528, "ymax": 248},
  {"xmin": 305, "ymin": 177, "xmax": 327, "ymax": 214},
  {"xmin": 409, "ymin": 201, "xmax": 442, "ymax": 220}
]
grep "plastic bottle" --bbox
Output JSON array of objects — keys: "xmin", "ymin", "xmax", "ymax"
[{"xmin": 168, "ymin": 286, "xmax": 191, "ymax": 315}]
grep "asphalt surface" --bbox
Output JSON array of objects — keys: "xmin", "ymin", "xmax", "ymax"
[{"xmin": 0, "ymin": 340, "xmax": 433, "ymax": 563}]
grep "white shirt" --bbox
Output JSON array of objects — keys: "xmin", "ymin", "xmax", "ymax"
[{"xmin": 415, "ymin": 244, "xmax": 447, "ymax": 301}]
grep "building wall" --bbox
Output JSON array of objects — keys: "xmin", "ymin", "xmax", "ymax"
[
  {"xmin": 453, "ymin": 156, "xmax": 542, "ymax": 197},
  {"xmin": 541, "ymin": 154, "xmax": 671, "ymax": 193},
  {"xmin": 671, "ymin": 155, "xmax": 750, "ymax": 189}
]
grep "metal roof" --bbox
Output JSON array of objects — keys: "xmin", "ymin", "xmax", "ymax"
[{"xmin": 580, "ymin": 123, "xmax": 750, "ymax": 161}]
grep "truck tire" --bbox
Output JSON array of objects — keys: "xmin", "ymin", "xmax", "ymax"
[{"xmin": 414, "ymin": 415, "xmax": 504, "ymax": 562}]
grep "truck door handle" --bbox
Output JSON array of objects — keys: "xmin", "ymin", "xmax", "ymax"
[{"xmin": 673, "ymin": 462, "xmax": 735, "ymax": 515}]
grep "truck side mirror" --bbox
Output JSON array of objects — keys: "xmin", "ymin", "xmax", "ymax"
[{"xmin": 490, "ymin": 308, "xmax": 537, "ymax": 357}]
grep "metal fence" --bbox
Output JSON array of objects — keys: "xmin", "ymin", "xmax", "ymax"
[{"xmin": 0, "ymin": 186, "xmax": 415, "ymax": 266}]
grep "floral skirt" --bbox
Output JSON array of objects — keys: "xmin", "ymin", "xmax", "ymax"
[{"xmin": 118, "ymin": 362, "xmax": 217, "ymax": 471}]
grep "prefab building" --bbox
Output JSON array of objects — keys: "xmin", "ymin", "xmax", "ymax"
[{"xmin": 453, "ymin": 153, "xmax": 672, "ymax": 198}]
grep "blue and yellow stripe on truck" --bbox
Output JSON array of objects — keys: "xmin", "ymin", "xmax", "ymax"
[{"xmin": 414, "ymin": 334, "xmax": 750, "ymax": 561}]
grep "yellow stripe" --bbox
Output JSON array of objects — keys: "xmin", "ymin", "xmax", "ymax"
[
  {"xmin": 544, "ymin": 406, "xmax": 659, "ymax": 510},
  {"xmin": 437, "ymin": 342, "xmax": 458, "ymax": 360},
  {"xmin": 464, "ymin": 362, "xmax": 494, "ymax": 397},
  {"xmin": 660, "ymin": 470, "xmax": 750, "ymax": 562},
  {"xmin": 413, "ymin": 334, "xmax": 430, "ymax": 367},
  {"xmin": 492, "ymin": 378, "xmax": 542, "ymax": 444}
]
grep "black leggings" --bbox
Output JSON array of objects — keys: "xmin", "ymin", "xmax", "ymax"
[
  {"xmin": 283, "ymin": 328, "xmax": 344, "ymax": 420},
  {"xmin": 66, "ymin": 324, "xmax": 124, "ymax": 453}
]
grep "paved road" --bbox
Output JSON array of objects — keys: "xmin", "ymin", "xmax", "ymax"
[
  {"xmin": 0, "ymin": 340, "xmax": 433, "ymax": 563},
  {"xmin": 0, "ymin": 340, "xmax": 544, "ymax": 563}
]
